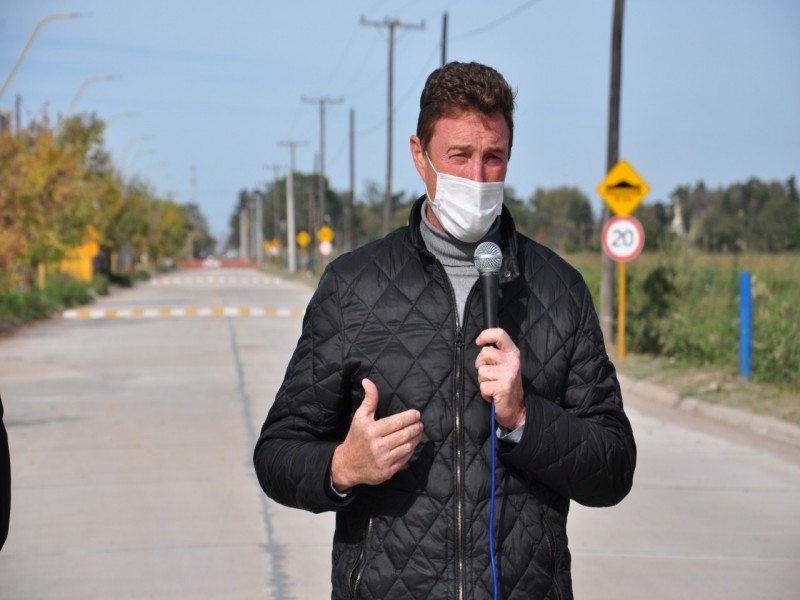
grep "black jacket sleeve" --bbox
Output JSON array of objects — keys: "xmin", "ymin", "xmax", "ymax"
[
  {"xmin": 0, "ymin": 394, "xmax": 10, "ymax": 550},
  {"xmin": 253, "ymin": 268, "xmax": 356, "ymax": 514},
  {"xmin": 499, "ymin": 283, "xmax": 637, "ymax": 507}
]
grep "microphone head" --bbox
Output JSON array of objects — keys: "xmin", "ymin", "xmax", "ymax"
[{"xmin": 474, "ymin": 241, "xmax": 503, "ymax": 275}]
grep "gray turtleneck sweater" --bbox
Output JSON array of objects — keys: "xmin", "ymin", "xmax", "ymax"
[{"xmin": 419, "ymin": 201, "xmax": 501, "ymax": 326}]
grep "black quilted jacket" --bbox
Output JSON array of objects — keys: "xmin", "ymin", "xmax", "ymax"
[{"xmin": 254, "ymin": 197, "xmax": 636, "ymax": 599}]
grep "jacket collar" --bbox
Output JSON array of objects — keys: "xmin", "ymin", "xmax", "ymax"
[{"xmin": 408, "ymin": 195, "xmax": 520, "ymax": 285}]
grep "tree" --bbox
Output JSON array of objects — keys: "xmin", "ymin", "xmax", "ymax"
[
  {"xmin": 527, "ymin": 186, "xmax": 595, "ymax": 251},
  {"xmin": 0, "ymin": 111, "xmax": 208, "ymax": 288},
  {"xmin": 676, "ymin": 177, "xmax": 800, "ymax": 252},
  {"xmin": 0, "ymin": 115, "xmax": 95, "ymax": 286},
  {"xmin": 182, "ymin": 203, "xmax": 216, "ymax": 257},
  {"xmin": 147, "ymin": 199, "xmax": 189, "ymax": 263},
  {"xmin": 502, "ymin": 186, "xmax": 532, "ymax": 235},
  {"xmin": 636, "ymin": 202, "xmax": 675, "ymax": 251}
]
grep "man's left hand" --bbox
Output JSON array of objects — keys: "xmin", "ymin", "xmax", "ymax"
[{"xmin": 475, "ymin": 328, "xmax": 526, "ymax": 430}]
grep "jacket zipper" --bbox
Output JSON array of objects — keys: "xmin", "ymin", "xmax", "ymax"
[
  {"xmin": 542, "ymin": 513, "xmax": 564, "ymax": 600},
  {"xmin": 349, "ymin": 514, "xmax": 374, "ymax": 599},
  {"xmin": 432, "ymin": 258, "xmax": 474, "ymax": 600},
  {"xmin": 454, "ymin": 325, "xmax": 466, "ymax": 600}
]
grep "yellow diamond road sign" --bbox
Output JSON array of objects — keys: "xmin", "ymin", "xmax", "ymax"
[
  {"xmin": 317, "ymin": 225, "xmax": 335, "ymax": 243},
  {"xmin": 597, "ymin": 160, "xmax": 649, "ymax": 216},
  {"xmin": 296, "ymin": 230, "xmax": 311, "ymax": 248}
]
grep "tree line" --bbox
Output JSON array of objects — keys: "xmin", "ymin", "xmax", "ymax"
[
  {"xmin": 229, "ymin": 174, "xmax": 800, "ymax": 256},
  {"xmin": 0, "ymin": 114, "xmax": 215, "ymax": 294}
]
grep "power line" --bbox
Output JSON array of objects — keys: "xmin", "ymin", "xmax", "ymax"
[{"xmin": 451, "ymin": 0, "xmax": 543, "ymax": 42}]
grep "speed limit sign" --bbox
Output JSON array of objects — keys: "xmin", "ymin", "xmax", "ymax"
[{"xmin": 602, "ymin": 216, "xmax": 645, "ymax": 262}]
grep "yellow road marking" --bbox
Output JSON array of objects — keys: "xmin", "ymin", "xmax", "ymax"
[{"xmin": 62, "ymin": 306, "xmax": 305, "ymax": 320}]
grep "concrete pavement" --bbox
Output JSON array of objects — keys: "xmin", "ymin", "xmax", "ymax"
[{"xmin": 1, "ymin": 268, "xmax": 798, "ymax": 598}]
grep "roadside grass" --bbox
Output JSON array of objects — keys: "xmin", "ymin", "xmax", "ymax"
[
  {"xmin": 0, "ymin": 272, "xmax": 145, "ymax": 333},
  {"xmin": 615, "ymin": 351, "xmax": 800, "ymax": 427},
  {"xmin": 567, "ymin": 250, "xmax": 800, "ymax": 427}
]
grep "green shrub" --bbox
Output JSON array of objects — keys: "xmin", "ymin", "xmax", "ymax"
[
  {"xmin": 0, "ymin": 289, "xmax": 54, "ymax": 322},
  {"xmin": 751, "ymin": 284, "xmax": 800, "ymax": 386},
  {"xmin": 110, "ymin": 273, "xmax": 134, "ymax": 288},
  {"xmin": 565, "ymin": 251, "xmax": 799, "ymax": 387},
  {"xmin": 627, "ymin": 264, "xmax": 677, "ymax": 354},
  {"xmin": 43, "ymin": 274, "xmax": 92, "ymax": 308},
  {"xmin": 0, "ymin": 274, "xmax": 92, "ymax": 329},
  {"xmin": 92, "ymin": 274, "xmax": 110, "ymax": 296}
]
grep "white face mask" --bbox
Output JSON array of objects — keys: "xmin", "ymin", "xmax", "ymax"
[{"xmin": 424, "ymin": 154, "xmax": 504, "ymax": 243}]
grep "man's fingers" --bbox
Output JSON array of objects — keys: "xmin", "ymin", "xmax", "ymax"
[
  {"xmin": 384, "ymin": 430, "xmax": 423, "ymax": 468},
  {"xmin": 372, "ymin": 408, "xmax": 422, "ymax": 438},
  {"xmin": 370, "ymin": 414, "xmax": 423, "ymax": 462},
  {"xmin": 475, "ymin": 347, "xmax": 501, "ymax": 369},
  {"xmin": 475, "ymin": 327, "xmax": 506, "ymax": 348}
]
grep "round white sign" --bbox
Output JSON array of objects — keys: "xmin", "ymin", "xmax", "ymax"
[{"xmin": 602, "ymin": 216, "xmax": 645, "ymax": 262}]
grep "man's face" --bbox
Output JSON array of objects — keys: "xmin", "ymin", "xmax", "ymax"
[{"xmin": 410, "ymin": 109, "xmax": 510, "ymax": 228}]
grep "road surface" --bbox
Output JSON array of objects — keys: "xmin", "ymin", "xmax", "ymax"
[{"xmin": 0, "ymin": 268, "xmax": 798, "ymax": 598}]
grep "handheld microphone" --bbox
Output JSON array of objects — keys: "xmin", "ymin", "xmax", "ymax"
[
  {"xmin": 474, "ymin": 240, "xmax": 503, "ymax": 600},
  {"xmin": 474, "ymin": 241, "xmax": 503, "ymax": 329}
]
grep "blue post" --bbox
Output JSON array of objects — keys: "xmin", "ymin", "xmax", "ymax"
[{"xmin": 739, "ymin": 272, "xmax": 752, "ymax": 379}]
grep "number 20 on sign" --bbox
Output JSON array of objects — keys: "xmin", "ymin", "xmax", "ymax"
[{"xmin": 602, "ymin": 216, "xmax": 644, "ymax": 263}]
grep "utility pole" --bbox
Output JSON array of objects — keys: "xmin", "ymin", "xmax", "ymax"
[
  {"xmin": 441, "ymin": 12, "xmax": 448, "ymax": 67},
  {"xmin": 191, "ymin": 163, "xmax": 197, "ymax": 204},
  {"xmin": 347, "ymin": 107, "xmax": 356, "ymax": 251},
  {"xmin": 278, "ymin": 140, "xmax": 307, "ymax": 274},
  {"xmin": 255, "ymin": 190, "xmax": 264, "ymax": 268},
  {"xmin": 265, "ymin": 164, "xmax": 283, "ymax": 244},
  {"xmin": 302, "ymin": 96, "xmax": 343, "ymax": 235},
  {"xmin": 239, "ymin": 203, "xmax": 250, "ymax": 260},
  {"xmin": 600, "ymin": 0, "xmax": 625, "ymax": 346},
  {"xmin": 361, "ymin": 16, "xmax": 425, "ymax": 235},
  {"xmin": 15, "ymin": 95, "xmax": 22, "ymax": 132},
  {"xmin": 190, "ymin": 164, "xmax": 197, "ymax": 258}
]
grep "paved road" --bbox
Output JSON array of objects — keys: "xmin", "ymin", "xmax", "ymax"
[{"xmin": 0, "ymin": 268, "xmax": 798, "ymax": 599}]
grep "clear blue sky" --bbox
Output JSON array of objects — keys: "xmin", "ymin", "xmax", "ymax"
[{"xmin": 2, "ymin": 0, "xmax": 798, "ymax": 243}]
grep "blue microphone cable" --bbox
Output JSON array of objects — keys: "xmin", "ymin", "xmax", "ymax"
[{"xmin": 490, "ymin": 402, "xmax": 498, "ymax": 600}]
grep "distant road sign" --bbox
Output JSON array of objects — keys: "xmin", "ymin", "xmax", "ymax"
[
  {"xmin": 317, "ymin": 225, "xmax": 335, "ymax": 243},
  {"xmin": 597, "ymin": 160, "xmax": 649, "ymax": 216},
  {"xmin": 602, "ymin": 216, "xmax": 645, "ymax": 262},
  {"xmin": 296, "ymin": 230, "xmax": 311, "ymax": 248}
]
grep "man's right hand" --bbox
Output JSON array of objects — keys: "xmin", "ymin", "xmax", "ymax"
[{"xmin": 330, "ymin": 378, "xmax": 423, "ymax": 492}]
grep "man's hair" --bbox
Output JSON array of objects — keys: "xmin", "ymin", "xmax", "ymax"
[{"xmin": 416, "ymin": 61, "xmax": 516, "ymax": 157}]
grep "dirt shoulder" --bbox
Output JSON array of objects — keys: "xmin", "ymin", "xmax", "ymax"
[{"xmin": 615, "ymin": 352, "xmax": 800, "ymax": 429}]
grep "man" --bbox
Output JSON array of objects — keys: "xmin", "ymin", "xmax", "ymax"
[
  {"xmin": 0, "ymin": 394, "xmax": 9, "ymax": 551},
  {"xmin": 254, "ymin": 61, "xmax": 636, "ymax": 599}
]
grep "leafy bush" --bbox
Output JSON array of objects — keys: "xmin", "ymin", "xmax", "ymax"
[
  {"xmin": 750, "ymin": 279, "xmax": 800, "ymax": 386},
  {"xmin": 569, "ymin": 250, "xmax": 800, "ymax": 387},
  {"xmin": 627, "ymin": 264, "xmax": 677, "ymax": 355},
  {"xmin": 92, "ymin": 274, "xmax": 110, "ymax": 296},
  {"xmin": 0, "ymin": 289, "xmax": 53, "ymax": 322},
  {"xmin": 0, "ymin": 274, "xmax": 91, "ymax": 329},
  {"xmin": 43, "ymin": 274, "xmax": 92, "ymax": 308},
  {"xmin": 110, "ymin": 273, "xmax": 134, "ymax": 287}
]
